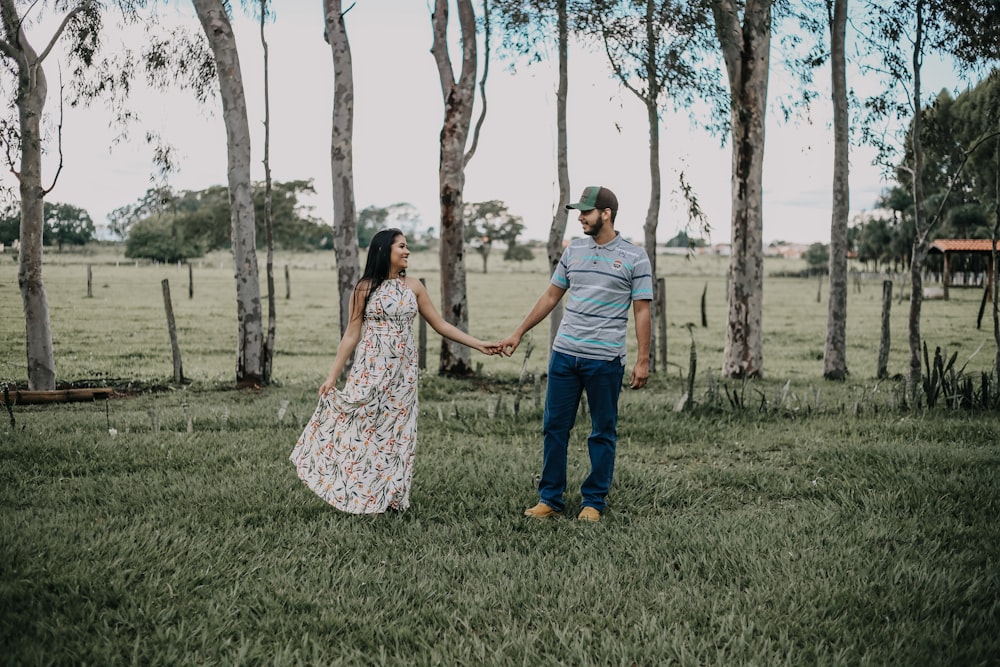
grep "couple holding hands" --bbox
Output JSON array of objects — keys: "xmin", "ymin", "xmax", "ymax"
[{"xmin": 290, "ymin": 186, "xmax": 652, "ymax": 523}]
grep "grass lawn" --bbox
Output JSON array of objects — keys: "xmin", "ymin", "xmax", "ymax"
[
  {"xmin": 1, "ymin": 247, "xmax": 999, "ymax": 664},
  {"xmin": 2, "ymin": 385, "xmax": 998, "ymax": 665}
]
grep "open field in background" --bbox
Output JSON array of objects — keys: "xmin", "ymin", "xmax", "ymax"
[
  {"xmin": 2, "ymin": 247, "xmax": 998, "ymax": 398},
  {"xmin": 2, "ymin": 247, "xmax": 1000, "ymax": 664}
]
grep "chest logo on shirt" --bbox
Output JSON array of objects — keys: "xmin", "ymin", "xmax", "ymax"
[{"xmin": 612, "ymin": 258, "xmax": 623, "ymax": 271}]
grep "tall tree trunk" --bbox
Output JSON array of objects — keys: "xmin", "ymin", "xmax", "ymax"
[
  {"xmin": 823, "ymin": 0, "xmax": 849, "ymax": 380},
  {"xmin": 1, "ymin": 0, "xmax": 89, "ymax": 390},
  {"xmin": 432, "ymin": 0, "xmax": 478, "ymax": 376},
  {"xmin": 642, "ymin": 0, "xmax": 660, "ymax": 372},
  {"xmin": 325, "ymin": 0, "xmax": 361, "ymax": 348},
  {"xmin": 260, "ymin": 0, "xmax": 276, "ymax": 385},
  {"xmin": 14, "ymin": 47, "xmax": 54, "ymax": 391},
  {"xmin": 993, "ymin": 126, "xmax": 1000, "ymax": 383},
  {"xmin": 907, "ymin": 0, "xmax": 926, "ymax": 404},
  {"xmin": 711, "ymin": 0, "xmax": 771, "ymax": 378},
  {"xmin": 193, "ymin": 0, "xmax": 265, "ymax": 388},
  {"xmin": 547, "ymin": 0, "xmax": 570, "ymax": 348}
]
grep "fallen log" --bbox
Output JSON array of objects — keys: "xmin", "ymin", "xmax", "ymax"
[{"xmin": 1, "ymin": 387, "xmax": 114, "ymax": 406}]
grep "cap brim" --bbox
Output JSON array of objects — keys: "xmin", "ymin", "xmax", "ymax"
[{"xmin": 565, "ymin": 202, "xmax": 595, "ymax": 211}]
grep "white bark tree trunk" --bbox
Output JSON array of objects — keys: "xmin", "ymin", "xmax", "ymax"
[
  {"xmin": 711, "ymin": 0, "xmax": 771, "ymax": 379},
  {"xmin": 907, "ymin": 0, "xmax": 926, "ymax": 404},
  {"xmin": 547, "ymin": 0, "xmax": 570, "ymax": 348},
  {"xmin": 432, "ymin": 0, "xmax": 478, "ymax": 376},
  {"xmin": 823, "ymin": 0, "xmax": 850, "ymax": 380},
  {"xmin": 324, "ymin": 0, "xmax": 361, "ymax": 345},
  {"xmin": 260, "ymin": 0, "xmax": 276, "ymax": 385},
  {"xmin": 15, "ymin": 60, "xmax": 54, "ymax": 391},
  {"xmin": 993, "ymin": 131, "xmax": 1000, "ymax": 383},
  {"xmin": 1, "ymin": 0, "xmax": 90, "ymax": 390},
  {"xmin": 642, "ymin": 0, "xmax": 661, "ymax": 372},
  {"xmin": 192, "ymin": 0, "xmax": 265, "ymax": 387}
]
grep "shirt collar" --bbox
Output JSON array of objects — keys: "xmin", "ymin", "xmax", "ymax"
[{"xmin": 589, "ymin": 232, "xmax": 622, "ymax": 250}]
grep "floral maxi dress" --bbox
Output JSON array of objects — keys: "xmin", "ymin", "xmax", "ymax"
[{"xmin": 290, "ymin": 279, "xmax": 419, "ymax": 513}]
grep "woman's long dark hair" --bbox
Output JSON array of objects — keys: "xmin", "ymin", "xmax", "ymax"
[{"xmin": 356, "ymin": 228, "xmax": 404, "ymax": 315}]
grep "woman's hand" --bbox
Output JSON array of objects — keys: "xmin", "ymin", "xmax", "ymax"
[
  {"xmin": 473, "ymin": 340, "xmax": 501, "ymax": 356},
  {"xmin": 318, "ymin": 377, "xmax": 337, "ymax": 396}
]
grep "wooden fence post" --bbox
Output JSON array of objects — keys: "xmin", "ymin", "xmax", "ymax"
[
  {"xmin": 188, "ymin": 264, "xmax": 194, "ymax": 299},
  {"xmin": 877, "ymin": 279, "xmax": 892, "ymax": 380},
  {"xmin": 284, "ymin": 264, "xmax": 291, "ymax": 300},
  {"xmin": 418, "ymin": 278, "xmax": 428, "ymax": 370},
  {"xmin": 701, "ymin": 282, "xmax": 708, "ymax": 328},
  {"xmin": 86, "ymin": 264, "xmax": 92, "ymax": 298},
  {"xmin": 161, "ymin": 279, "xmax": 185, "ymax": 384}
]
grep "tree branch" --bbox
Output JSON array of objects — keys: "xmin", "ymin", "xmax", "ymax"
[
  {"xmin": 464, "ymin": 0, "xmax": 489, "ymax": 167},
  {"xmin": 602, "ymin": 25, "xmax": 646, "ymax": 103},
  {"xmin": 0, "ymin": 37, "xmax": 18, "ymax": 60},
  {"xmin": 42, "ymin": 69, "xmax": 66, "ymax": 196},
  {"xmin": 430, "ymin": 0, "xmax": 453, "ymax": 100},
  {"xmin": 710, "ymin": 0, "xmax": 742, "ymax": 87},
  {"xmin": 2, "ymin": 131, "xmax": 20, "ymax": 179},
  {"xmin": 456, "ymin": 0, "xmax": 477, "ymax": 90},
  {"xmin": 36, "ymin": 0, "xmax": 93, "ymax": 66},
  {"xmin": 0, "ymin": 0, "xmax": 26, "ymax": 59}
]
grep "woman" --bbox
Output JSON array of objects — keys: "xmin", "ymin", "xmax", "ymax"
[{"xmin": 290, "ymin": 229, "xmax": 495, "ymax": 514}]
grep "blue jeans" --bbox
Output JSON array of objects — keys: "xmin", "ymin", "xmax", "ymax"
[{"xmin": 538, "ymin": 350, "xmax": 625, "ymax": 513}]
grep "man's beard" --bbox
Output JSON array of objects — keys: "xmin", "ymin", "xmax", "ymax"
[{"xmin": 584, "ymin": 217, "xmax": 604, "ymax": 237}]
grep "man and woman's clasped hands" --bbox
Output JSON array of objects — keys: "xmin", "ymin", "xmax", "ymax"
[{"xmin": 480, "ymin": 337, "xmax": 520, "ymax": 358}]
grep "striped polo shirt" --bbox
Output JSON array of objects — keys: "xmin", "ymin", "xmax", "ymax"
[{"xmin": 550, "ymin": 233, "xmax": 653, "ymax": 363}]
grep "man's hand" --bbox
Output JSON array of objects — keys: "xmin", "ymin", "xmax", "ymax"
[
  {"xmin": 629, "ymin": 358, "xmax": 649, "ymax": 389},
  {"xmin": 497, "ymin": 333, "xmax": 522, "ymax": 357}
]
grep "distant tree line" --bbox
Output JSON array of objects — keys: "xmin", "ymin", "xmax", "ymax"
[
  {"xmin": 113, "ymin": 180, "xmax": 330, "ymax": 262},
  {"xmin": 0, "ymin": 188, "xmax": 535, "ymax": 267},
  {"xmin": 0, "ymin": 201, "xmax": 95, "ymax": 250},
  {"xmin": 356, "ymin": 202, "xmax": 434, "ymax": 250}
]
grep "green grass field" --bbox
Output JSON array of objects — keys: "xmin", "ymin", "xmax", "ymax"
[
  {"xmin": 2, "ymin": 248, "xmax": 999, "ymax": 665},
  {"xmin": 2, "ymin": 247, "xmax": 997, "ymax": 389}
]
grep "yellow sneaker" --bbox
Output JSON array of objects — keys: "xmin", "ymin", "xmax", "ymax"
[
  {"xmin": 523, "ymin": 502, "xmax": 561, "ymax": 519},
  {"xmin": 577, "ymin": 507, "xmax": 601, "ymax": 522}
]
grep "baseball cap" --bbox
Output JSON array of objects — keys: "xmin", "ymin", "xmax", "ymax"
[{"xmin": 566, "ymin": 186, "xmax": 618, "ymax": 212}]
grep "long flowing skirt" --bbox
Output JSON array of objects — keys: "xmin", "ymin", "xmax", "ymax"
[{"xmin": 290, "ymin": 349, "xmax": 418, "ymax": 514}]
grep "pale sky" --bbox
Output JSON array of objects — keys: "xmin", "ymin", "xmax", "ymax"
[{"xmin": 1, "ymin": 1, "xmax": 959, "ymax": 246}]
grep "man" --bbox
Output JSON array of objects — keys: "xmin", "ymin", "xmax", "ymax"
[{"xmin": 498, "ymin": 185, "xmax": 652, "ymax": 522}]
